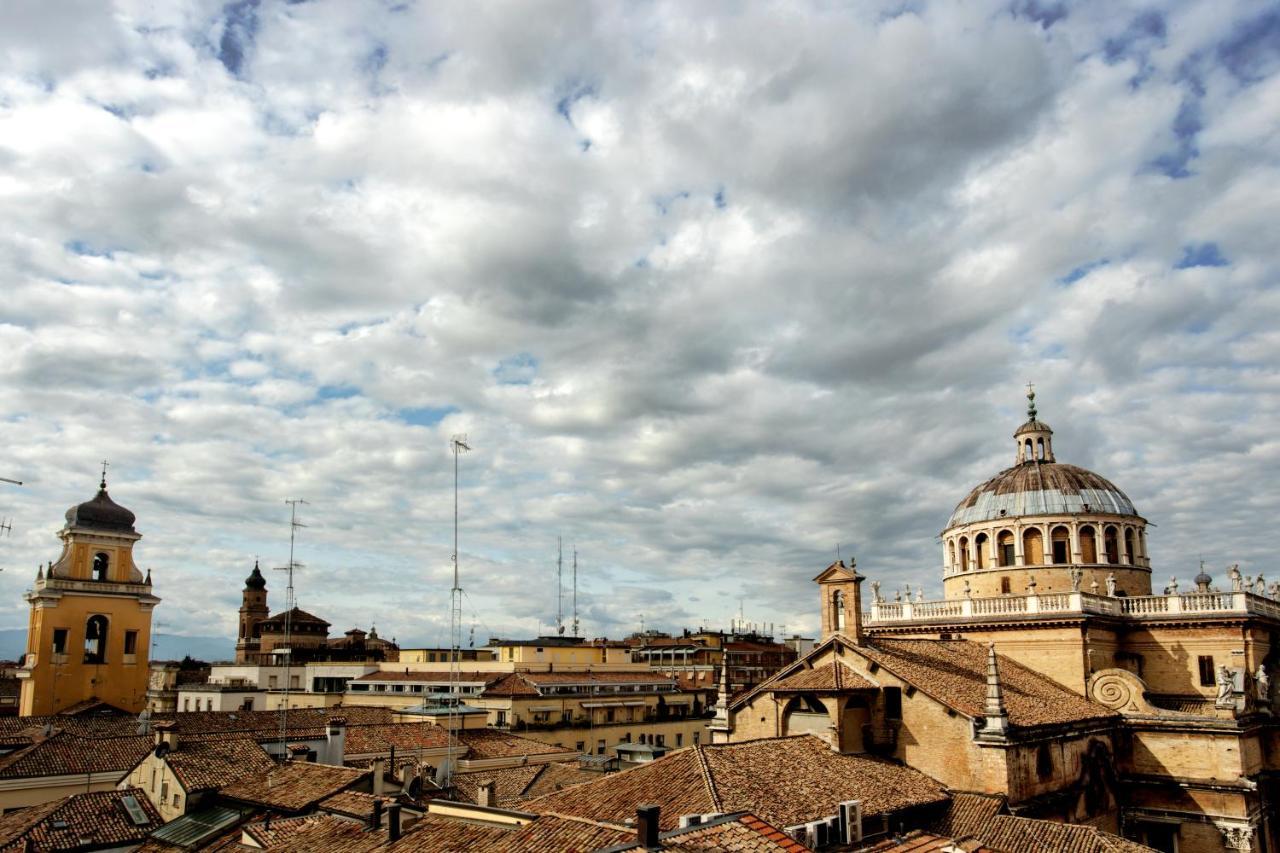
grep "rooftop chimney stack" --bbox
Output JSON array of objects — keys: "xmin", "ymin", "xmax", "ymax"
[
  {"xmin": 153, "ymin": 721, "xmax": 178, "ymax": 753},
  {"xmin": 387, "ymin": 803, "xmax": 402, "ymax": 841},
  {"xmin": 636, "ymin": 804, "xmax": 661, "ymax": 849},
  {"xmin": 477, "ymin": 780, "xmax": 496, "ymax": 808},
  {"xmin": 326, "ymin": 716, "xmax": 347, "ymax": 765},
  {"xmin": 372, "ymin": 757, "xmax": 385, "ymax": 796},
  {"xmin": 370, "ymin": 798, "xmax": 383, "ymax": 830}
]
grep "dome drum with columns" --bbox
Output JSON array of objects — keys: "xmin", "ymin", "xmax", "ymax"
[{"xmin": 940, "ymin": 391, "xmax": 1151, "ymax": 600}]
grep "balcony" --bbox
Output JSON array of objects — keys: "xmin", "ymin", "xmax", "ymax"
[{"xmin": 864, "ymin": 590, "xmax": 1280, "ymax": 625}]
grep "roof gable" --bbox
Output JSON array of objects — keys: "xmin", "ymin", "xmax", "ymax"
[{"xmin": 812, "ymin": 560, "xmax": 862, "ymax": 584}]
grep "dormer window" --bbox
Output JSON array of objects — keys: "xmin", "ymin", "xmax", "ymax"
[{"xmin": 92, "ymin": 552, "xmax": 109, "ymax": 581}]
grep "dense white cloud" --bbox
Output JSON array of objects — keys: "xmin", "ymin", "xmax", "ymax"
[{"xmin": 1, "ymin": 0, "xmax": 1277, "ymax": 651}]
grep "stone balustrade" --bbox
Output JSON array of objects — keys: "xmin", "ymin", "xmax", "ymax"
[{"xmin": 863, "ymin": 590, "xmax": 1280, "ymax": 624}]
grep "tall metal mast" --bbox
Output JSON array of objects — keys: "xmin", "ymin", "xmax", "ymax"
[
  {"xmin": 445, "ymin": 434, "xmax": 470, "ymax": 786},
  {"xmin": 572, "ymin": 546, "xmax": 579, "ymax": 638},
  {"xmin": 556, "ymin": 537, "xmax": 564, "ymax": 635},
  {"xmin": 275, "ymin": 498, "xmax": 307, "ymax": 760}
]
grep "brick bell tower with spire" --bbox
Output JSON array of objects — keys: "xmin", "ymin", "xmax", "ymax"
[{"xmin": 236, "ymin": 561, "xmax": 269, "ymax": 664}]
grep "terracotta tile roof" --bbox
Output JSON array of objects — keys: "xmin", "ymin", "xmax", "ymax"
[
  {"xmin": 0, "ymin": 788, "xmax": 163, "ymax": 851},
  {"xmin": 452, "ymin": 764, "xmax": 545, "ymax": 806},
  {"xmin": 768, "ymin": 662, "xmax": 875, "ymax": 692},
  {"xmin": 650, "ymin": 812, "xmax": 814, "ymax": 851},
  {"xmin": 976, "ymin": 815, "xmax": 1158, "ymax": 853},
  {"xmin": 930, "ymin": 792, "xmax": 1006, "ymax": 839},
  {"xmin": 235, "ymin": 810, "xmax": 634, "ymax": 852},
  {"xmin": 319, "ymin": 790, "xmax": 397, "ymax": 820},
  {"xmin": 163, "ymin": 738, "xmax": 276, "ymax": 792},
  {"xmin": 523, "ymin": 762, "xmax": 607, "ymax": 799},
  {"xmin": 344, "ymin": 723, "xmax": 450, "ymax": 755},
  {"xmin": 455, "ymin": 729, "xmax": 577, "ymax": 759},
  {"xmin": 858, "ymin": 640, "xmax": 1117, "ymax": 728},
  {"xmin": 865, "ymin": 829, "xmax": 991, "ymax": 851},
  {"xmin": 482, "ymin": 672, "xmax": 541, "ymax": 697},
  {"xmin": 219, "ymin": 760, "xmax": 367, "ymax": 812},
  {"xmin": 526, "ymin": 734, "xmax": 947, "ymax": 831},
  {"xmin": 0, "ymin": 732, "xmax": 151, "ymax": 779},
  {"xmin": 259, "ymin": 606, "xmax": 330, "ymax": 628},
  {"xmin": 242, "ymin": 813, "xmax": 339, "ymax": 847}
]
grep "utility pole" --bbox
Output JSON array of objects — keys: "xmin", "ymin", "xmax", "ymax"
[{"xmin": 572, "ymin": 546, "xmax": 579, "ymax": 639}]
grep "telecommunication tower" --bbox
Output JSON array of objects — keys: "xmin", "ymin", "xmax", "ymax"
[{"xmin": 274, "ymin": 498, "xmax": 308, "ymax": 759}]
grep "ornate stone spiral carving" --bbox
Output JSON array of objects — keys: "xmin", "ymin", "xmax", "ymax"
[{"xmin": 1087, "ymin": 669, "xmax": 1152, "ymax": 714}]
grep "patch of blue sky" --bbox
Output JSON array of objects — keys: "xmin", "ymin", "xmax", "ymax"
[
  {"xmin": 317, "ymin": 385, "xmax": 360, "ymax": 401},
  {"xmin": 1006, "ymin": 324, "xmax": 1033, "ymax": 344},
  {"xmin": 1146, "ymin": 97, "xmax": 1201, "ymax": 179},
  {"xmin": 1184, "ymin": 317, "xmax": 1212, "ymax": 334},
  {"xmin": 1040, "ymin": 343, "xmax": 1067, "ymax": 359},
  {"xmin": 1009, "ymin": 0, "xmax": 1067, "ymax": 30},
  {"xmin": 362, "ymin": 43, "xmax": 389, "ymax": 75},
  {"xmin": 579, "ymin": 139, "xmax": 592, "ymax": 152},
  {"xmin": 138, "ymin": 270, "xmax": 168, "ymax": 281},
  {"xmin": 653, "ymin": 191, "xmax": 690, "ymax": 216},
  {"xmin": 713, "ymin": 187, "xmax": 727, "ymax": 209},
  {"xmin": 1216, "ymin": 9, "xmax": 1280, "ymax": 85},
  {"xmin": 1175, "ymin": 242, "xmax": 1229, "ymax": 269},
  {"xmin": 398, "ymin": 406, "xmax": 459, "ymax": 427},
  {"xmin": 64, "ymin": 240, "xmax": 116, "ymax": 258},
  {"xmin": 494, "ymin": 353, "xmax": 538, "ymax": 385},
  {"xmin": 1057, "ymin": 258, "xmax": 1109, "ymax": 287},
  {"xmin": 555, "ymin": 80, "xmax": 597, "ymax": 126},
  {"xmin": 1103, "ymin": 9, "xmax": 1166, "ymax": 63},
  {"xmin": 218, "ymin": 0, "xmax": 260, "ymax": 79}
]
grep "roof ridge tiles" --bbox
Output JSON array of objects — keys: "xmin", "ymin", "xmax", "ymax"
[{"xmin": 692, "ymin": 743, "xmax": 723, "ymax": 812}]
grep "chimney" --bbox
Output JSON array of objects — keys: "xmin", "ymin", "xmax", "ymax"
[
  {"xmin": 370, "ymin": 798, "xmax": 383, "ymax": 830},
  {"xmin": 153, "ymin": 721, "xmax": 178, "ymax": 753},
  {"xmin": 372, "ymin": 757, "xmax": 386, "ymax": 797},
  {"xmin": 289, "ymin": 744, "xmax": 310, "ymax": 761},
  {"xmin": 387, "ymin": 803, "xmax": 402, "ymax": 841},
  {"xmin": 477, "ymin": 780, "xmax": 496, "ymax": 808},
  {"xmin": 326, "ymin": 716, "xmax": 347, "ymax": 765},
  {"xmin": 636, "ymin": 804, "xmax": 660, "ymax": 849}
]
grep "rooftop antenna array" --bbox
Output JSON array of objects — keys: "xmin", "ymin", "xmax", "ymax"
[
  {"xmin": 274, "ymin": 498, "xmax": 308, "ymax": 761},
  {"xmin": 572, "ymin": 545, "xmax": 579, "ymax": 638},
  {"xmin": 1, "ymin": 476, "xmax": 24, "ymax": 538},
  {"xmin": 556, "ymin": 537, "xmax": 564, "ymax": 636},
  {"xmin": 444, "ymin": 433, "xmax": 471, "ymax": 787}
]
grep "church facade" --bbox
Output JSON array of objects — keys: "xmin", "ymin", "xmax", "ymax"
[
  {"xmin": 16, "ymin": 478, "xmax": 160, "ymax": 715},
  {"xmin": 724, "ymin": 392, "xmax": 1279, "ymax": 853}
]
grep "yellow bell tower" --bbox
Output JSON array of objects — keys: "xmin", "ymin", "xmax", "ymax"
[{"xmin": 17, "ymin": 474, "xmax": 160, "ymax": 715}]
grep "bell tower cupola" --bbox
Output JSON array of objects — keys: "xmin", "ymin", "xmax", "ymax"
[
  {"xmin": 236, "ymin": 561, "xmax": 270, "ymax": 664},
  {"xmin": 1015, "ymin": 385, "xmax": 1055, "ymax": 464}
]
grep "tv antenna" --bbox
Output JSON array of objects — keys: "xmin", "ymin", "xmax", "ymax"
[
  {"xmin": 572, "ymin": 545, "xmax": 579, "ymax": 638},
  {"xmin": 1, "ymin": 477, "xmax": 23, "ymax": 538},
  {"xmin": 556, "ymin": 537, "xmax": 564, "ymax": 636},
  {"xmin": 274, "ymin": 498, "xmax": 308, "ymax": 760},
  {"xmin": 444, "ymin": 434, "xmax": 470, "ymax": 786}
]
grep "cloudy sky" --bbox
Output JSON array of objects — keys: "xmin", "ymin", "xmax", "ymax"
[{"xmin": 1, "ymin": 0, "xmax": 1277, "ymax": 651}]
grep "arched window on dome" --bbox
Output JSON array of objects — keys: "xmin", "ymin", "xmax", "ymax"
[
  {"xmin": 1123, "ymin": 529, "xmax": 1136, "ymax": 566},
  {"xmin": 1023, "ymin": 528, "xmax": 1044, "ymax": 565},
  {"xmin": 958, "ymin": 537, "xmax": 970, "ymax": 572},
  {"xmin": 974, "ymin": 533, "xmax": 988, "ymax": 570},
  {"xmin": 1104, "ymin": 527, "xmax": 1120, "ymax": 564},
  {"xmin": 1051, "ymin": 526, "xmax": 1070, "ymax": 564},
  {"xmin": 84, "ymin": 615, "xmax": 108, "ymax": 664},
  {"xmin": 1024, "ymin": 439, "xmax": 1034, "ymax": 462},
  {"xmin": 92, "ymin": 552, "xmax": 109, "ymax": 582},
  {"xmin": 1079, "ymin": 526, "xmax": 1098, "ymax": 563},
  {"xmin": 997, "ymin": 531, "xmax": 1015, "ymax": 567},
  {"xmin": 948, "ymin": 541, "xmax": 956, "ymax": 572},
  {"xmin": 1036, "ymin": 437, "xmax": 1046, "ymax": 461}
]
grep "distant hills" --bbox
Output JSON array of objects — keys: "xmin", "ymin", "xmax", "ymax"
[{"xmin": 0, "ymin": 628, "xmax": 233, "ymax": 664}]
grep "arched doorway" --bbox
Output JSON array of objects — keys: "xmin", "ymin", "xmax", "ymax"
[
  {"xmin": 1080, "ymin": 526, "xmax": 1098, "ymax": 563},
  {"xmin": 1022, "ymin": 528, "xmax": 1044, "ymax": 565}
]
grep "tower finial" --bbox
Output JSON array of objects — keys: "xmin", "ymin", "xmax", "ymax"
[
  {"xmin": 979, "ymin": 643, "xmax": 1010, "ymax": 740},
  {"xmin": 99, "ymin": 459, "xmax": 110, "ymax": 490},
  {"xmin": 1025, "ymin": 383, "xmax": 1037, "ymax": 422}
]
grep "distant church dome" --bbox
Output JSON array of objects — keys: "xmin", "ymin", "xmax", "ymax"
[
  {"xmin": 245, "ymin": 561, "xmax": 267, "ymax": 590},
  {"xmin": 64, "ymin": 478, "xmax": 136, "ymax": 533}
]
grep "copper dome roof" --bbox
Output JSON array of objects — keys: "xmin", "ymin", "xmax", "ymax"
[
  {"xmin": 946, "ymin": 462, "xmax": 1139, "ymax": 529},
  {"xmin": 64, "ymin": 486, "xmax": 137, "ymax": 533}
]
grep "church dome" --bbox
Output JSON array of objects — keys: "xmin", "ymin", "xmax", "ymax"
[
  {"xmin": 64, "ymin": 481, "xmax": 136, "ymax": 533},
  {"xmin": 947, "ymin": 462, "xmax": 1138, "ymax": 529},
  {"xmin": 245, "ymin": 561, "xmax": 267, "ymax": 590}
]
